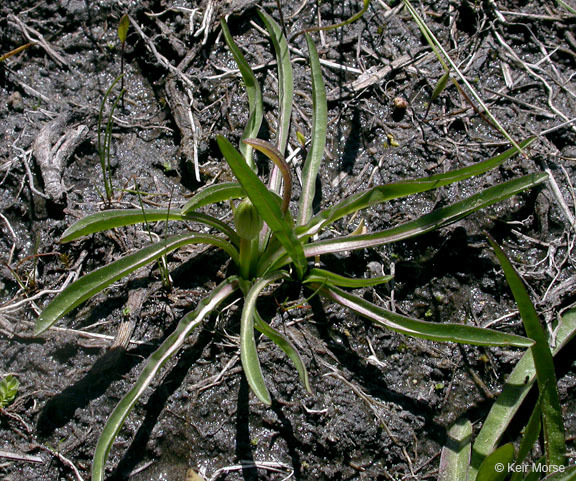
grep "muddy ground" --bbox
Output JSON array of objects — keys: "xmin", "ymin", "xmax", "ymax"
[{"xmin": 1, "ymin": 0, "xmax": 576, "ymax": 480}]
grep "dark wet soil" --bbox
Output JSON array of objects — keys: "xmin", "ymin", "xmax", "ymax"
[{"xmin": 1, "ymin": 0, "xmax": 575, "ymax": 480}]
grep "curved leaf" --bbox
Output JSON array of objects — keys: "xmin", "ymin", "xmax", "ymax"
[
  {"xmin": 302, "ymin": 139, "xmax": 535, "ymax": 236},
  {"xmin": 221, "ymin": 19, "xmax": 263, "ymax": 170},
  {"xmin": 36, "ymin": 233, "xmax": 239, "ymax": 335},
  {"xmin": 304, "ymin": 267, "xmax": 392, "ymax": 288},
  {"xmin": 303, "ymin": 173, "xmax": 548, "ymax": 258},
  {"xmin": 258, "ymin": 10, "xmax": 293, "ymax": 156},
  {"xmin": 61, "ymin": 208, "xmax": 239, "ymax": 245},
  {"xmin": 182, "ymin": 182, "xmax": 245, "ymax": 214},
  {"xmin": 318, "ymin": 284, "xmax": 533, "ymax": 348},
  {"xmin": 254, "ymin": 310, "xmax": 311, "ymax": 393},
  {"xmin": 218, "ymin": 136, "xmax": 307, "ymax": 278},
  {"xmin": 241, "ymin": 271, "xmax": 290, "ymax": 405},
  {"xmin": 92, "ymin": 278, "xmax": 238, "ymax": 481},
  {"xmin": 476, "ymin": 443, "xmax": 515, "ymax": 481},
  {"xmin": 297, "ymin": 34, "xmax": 327, "ymax": 226},
  {"xmin": 488, "ymin": 235, "xmax": 566, "ymax": 467},
  {"xmin": 470, "ymin": 308, "xmax": 576, "ymax": 480}
]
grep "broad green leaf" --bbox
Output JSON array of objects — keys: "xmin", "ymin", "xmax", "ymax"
[
  {"xmin": 476, "ymin": 443, "xmax": 515, "ymax": 481},
  {"xmin": 302, "ymin": 139, "xmax": 535, "ymax": 236},
  {"xmin": 303, "ymin": 173, "xmax": 548, "ymax": 258},
  {"xmin": 241, "ymin": 271, "xmax": 290, "ymax": 405},
  {"xmin": 221, "ymin": 19, "xmax": 263, "ymax": 170},
  {"xmin": 318, "ymin": 284, "xmax": 533, "ymax": 348},
  {"xmin": 254, "ymin": 310, "xmax": 311, "ymax": 394},
  {"xmin": 218, "ymin": 135, "xmax": 308, "ymax": 278},
  {"xmin": 92, "ymin": 278, "xmax": 238, "ymax": 481},
  {"xmin": 488, "ymin": 236, "xmax": 566, "ymax": 467},
  {"xmin": 60, "ymin": 208, "xmax": 238, "ymax": 245},
  {"xmin": 118, "ymin": 14, "xmax": 130, "ymax": 44},
  {"xmin": 36, "ymin": 233, "xmax": 239, "ymax": 335},
  {"xmin": 297, "ymin": 34, "xmax": 327, "ymax": 226},
  {"xmin": 304, "ymin": 267, "xmax": 392, "ymax": 288},
  {"xmin": 258, "ymin": 10, "xmax": 292, "ymax": 156},
  {"xmin": 469, "ymin": 309, "xmax": 576, "ymax": 481},
  {"xmin": 439, "ymin": 418, "xmax": 472, "ymax": 481},
  {"xmin": 182, "ymin": 182, "xmax": 245, "ymax": 214}
]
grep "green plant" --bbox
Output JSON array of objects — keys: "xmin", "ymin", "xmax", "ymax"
[
  {"xmin": 96, "ymin": 74, "xmax": 124, "ymax": 204},
  {"xmin": 35, "ymin": 12, "xmax": 548, "ymax": 480},
  {"xmin": 0, "ymin": 375, "xmax": 19, "ymax": 409},
  {"xmin": 439, "ymin": 239, "xmax": 574, "ymax": 481}
]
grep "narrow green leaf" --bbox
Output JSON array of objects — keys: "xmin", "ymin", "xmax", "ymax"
[
  {"xmin": 60, "ymin": 208, "xmax": 239, "ymax": 246},
  {"xmin": 36, "ymin": 233, "xmax": 239, "ymax": 335},
  {"xmin": 241, "ymin": 271, "xmax": 290, "ymax": 405},
  {"xmin": 470, "ymin": 308, "xmax": 576, "ymax": 481},
  {"xmin": 476, "ymin": 443, "xmax": 515, "ymax": 481},
  {"xmin": 218, "ymin": 135, "xmax": 307, "ymax": 278},
  {"xmin": 221, "ymin": 19, "xmax": 263, "ymax": 170},
  {"xmin": 92, "ymin": 278, "xmax": 238, "ymax": 481},
  {"xmin": 258, "ymin": 10, "xmax": 293, "ymax": 156},
  {"xmin": 488, "ymin": 236, "xmax": 566, "ymax": 467},
  {"xmin": 304, "ymin": 267, "xmax": 392, "ymax": 288},
  {"xmin": 118, "ymin": 14, "xmax": 130, "ymax": 44},
  {"xmin": 254, "ymin": 310, "xmax": 311, "ymax": 393},
  {"xmin": 297, "ymin": 34, "xmax": 327, "ymax": 226},
  {"xmin": 431, "ymin": 71, "xmax": 451, "ymax": 102},
  {"xmin": 513, "ymin": 399, "xmax": 542, "ymax": 480},
  {"xmin": 439, "ymin": 418, "xmax": 472, "ymax": 481},
  {"xmin": 318, "ymin": 284, "xmax": 533, "ymax": 348},
  {"xmin": 303, "ymin": 173, "xmax": 548, "ymax": 259},
  {"xmin": 182, "ymin": 182, "xmax": 245, "ymax": 214},
  {"xmin": 302, "ymin": 139, "xmax": 535, "ymax": 236}
]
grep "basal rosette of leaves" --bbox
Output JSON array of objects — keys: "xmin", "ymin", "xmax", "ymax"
[{"xmin": 34, "ymin": 11, "xmax": 549, "ymax": 481}]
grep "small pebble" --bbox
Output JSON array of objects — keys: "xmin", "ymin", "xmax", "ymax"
[{"xmin": 7, "ymin": 91, "xmax": 24, "ymax": 112}]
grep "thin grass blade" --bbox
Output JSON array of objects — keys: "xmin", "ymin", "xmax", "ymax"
[
  {"xmin": 218, "ymin": 135, "xmax": 307, "ymax": 278},
  {"xmin": 302, "ymin": 139, "xmax": 535, "ymax": 236},
  {"xmin": 542, "ymin": 465, "xmax": 576, "ymax": 481},
  {"xmin": 254, "ymin": 310, "xmax": 311, "ymax": 393},
  {"xmin": 318, "ymin": 284, "xmax": 533, "ymax": 347},
  {"xmin": 439, "ymin": 418, "xmax": 472, "ymax": 481},
  {"xmin": 304, "ymin": 267, "xmax": 392, "ymax": 288},
  {"xmin": 488, "ymin": 235, "xmax": 566, "ymax": 467},
  {"xmin": 91, "ymin": 278, "xmax": 238, "ymax": 481},
  {"xmin": 402, "ymin": 0, "xmax": 523, "ymax": 154},
  {"xmin": 60, "ymin": 208, "xmax": 238, "ymax": 245},
  {"xmin": 241, "ymin": 271, "xmax": 290, "ymax": 405},
  {"xmin": 297, "ymin": 34, "xmax": 327, "ymax": 226},
  {"xmin": 469, "ymin": 308, "xmax": 576, "ymax": 481},
  {"xmin": 182, "ymin": 182, "xmax": 245, "ymax": 214},
  {"xmin": 221, "ymin": 19, "xmax": 263, "ymax": 170},
  {"xmin": 36, "ymin": 233, "xmax": 239, "ymax": 335}
]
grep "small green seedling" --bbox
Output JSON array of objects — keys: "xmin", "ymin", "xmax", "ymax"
[
  {"xmin": 34, "ymin": 12, "xmax": 548, "ymax": 481},
  {"xmin": 0, "ymin": 375, "xmax": 19, "ymax": 408}
]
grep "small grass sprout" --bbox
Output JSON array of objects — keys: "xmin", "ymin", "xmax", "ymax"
[{"xmin": 35, "ymin": 12, "xmax": 549, "ymax": 480}]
